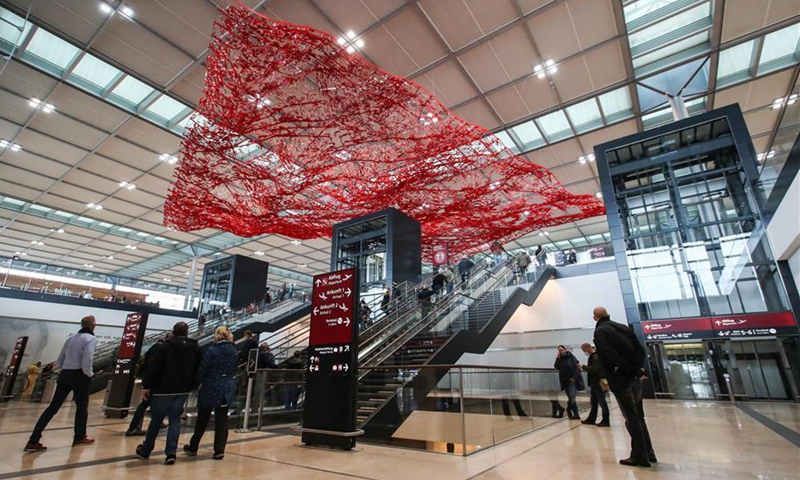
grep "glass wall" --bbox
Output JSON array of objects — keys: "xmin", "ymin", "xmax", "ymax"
[{"xmin": 605, "ymin": 115, "xmax": 791, "ymax": 321}]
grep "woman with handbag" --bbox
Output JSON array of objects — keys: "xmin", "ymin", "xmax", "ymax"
[
  {"xmin": 554, "ymin": 345, "xmax": 584, "ymax": 420},
  {"xmin": 579, "ymin": 343, "xmax": 610, "ymax": 427},
  {"xmin": 183, "ymin": 326, "xmax": 238, "ymax": 460}
]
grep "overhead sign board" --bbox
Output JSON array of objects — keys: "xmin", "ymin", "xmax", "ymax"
[
  {"xmin": 309, "ymin": 269, "xmax": 356, "ymax": 347},
  {"xmin": 432, "ymin": 240, "xmax": 449, "ymax": 267},
  {"xmin": 642, "ymin": 312, "xmax": 798, "ymax": 341}
]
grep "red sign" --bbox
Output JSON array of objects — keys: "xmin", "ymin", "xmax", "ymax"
[
  {"xmin": 8, "ymin": 337, "xmax": 26, "ymax": 368},
  {"xmin": 432, "ymin": 240, "xmax": 449, "ymax": 267},
  {"xmin": 116, "ymin": 313, "xmax": 145, "ymax": 360},
  {"xmin": 309, "ymin": 268, "xmax": 356, "ymax": 347},
  {"xmin": 642, "ymin": 312, "xmax": 797, "ymax": 341}
]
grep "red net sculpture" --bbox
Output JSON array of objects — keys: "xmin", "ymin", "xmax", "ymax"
[{"xmin": 165, "ymin": 5, "xmax": 605, "ymax": 260}]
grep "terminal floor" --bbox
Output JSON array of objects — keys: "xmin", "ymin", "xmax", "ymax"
[{"xmin": 0, "ymin": 398, "xmax": 798, "ymax": 479}]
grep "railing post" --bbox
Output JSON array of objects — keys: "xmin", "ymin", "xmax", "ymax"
[
  {"xmin": 723, "ymin": 373, "xmax": 735, "ymax": 403},
  {"xmin": 459, "ymin": 367, "xmax": 467, "ymax": 456},
  {"xmin": 237, "ymin": 376, "xmax": 254, "ymax": 433}
]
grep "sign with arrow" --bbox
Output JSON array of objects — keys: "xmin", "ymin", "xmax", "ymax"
[{"xmin": 309, "ymin": 268, "xmax": 357, "ymax": 347}]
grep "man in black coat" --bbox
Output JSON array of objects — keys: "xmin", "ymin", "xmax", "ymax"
[
  {"xmin": 239, "ymin": 330, "xmax": 259, "ymax": 364},
  {"xmin": 135, "ymin": 322, "xmax": 202, "ymax": 465},
  {"xmin": 592, "ymin": 306, "xmax": 656, "ymax": 468},
  {"xmin": 579, "ymin": 342, "xmax": 610, "ymax": 427},
  {"xmin": 457, "ymin": 257, "xmax": 474, "ymax": 289}
]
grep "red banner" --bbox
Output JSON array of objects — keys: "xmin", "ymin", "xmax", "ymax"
[
  {"xmin": 432, "ymin": 240, "xmax": 449, "ymax": 266},
  {"xmin": 642, "ymin": 312, "xmax": 797, "ymax": 341},
  {"xmin": 309, "ymin": 269, "xmax": 356, "ymax": 347},
  {"xmin": 116, "ymin": 313, "xmax": 145, "ymax": 360}
]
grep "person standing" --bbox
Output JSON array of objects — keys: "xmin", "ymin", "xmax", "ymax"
[
  {"xmin": 281, "ymin": 350, "xmax": 304, "ymax": 410},
  {"xmin": 184, "ymin": 327, "xmax": 238, "ymax": 460},
  {"xmin": 516, "ymin": 250, "xmax": 532, "ymax": 281},
  {"xmin": 457, "ymin": 257, "xmax": 474, "ymax": 289},
  {"xmin": 553, "ymin": 345, "xmax": 583, "ymax": 420},
  {"xmin": 135, "ymin": 322, "xmax": 202, "ymax": 465},
  {"xmin": 380, "ymin": 287, "xmax": 391, "ymax": 314},
  {"xmin": 24, "ymin": 316, "xmax": 98, "ymax": 452},
  {"xmin": 534, "ymin": 245, "xmax": 545, "ymax": 267},
  {"xmin": 579, "ymin": 342, "xmax": 610, "ymax": 427},
  {"xmin": 239, "ymin": 330, "xmax": 259, "ymax": 364},
  {"xmin": 592, "ymin": 306, "xmax": 656, "ymax": 468}
]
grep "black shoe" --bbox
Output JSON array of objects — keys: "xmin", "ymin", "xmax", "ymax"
[
  {"xmin": 135, "ymin": 444, "xmax": 149, "ymax": 460},
  {"xmin": 212, "ymin": 452, "xmax": 224, "ymax": 460},
  {"xmin": 125, "ymin": 428, "xmax": 145, "ymax": 436},
  {"xmin": 649, "ymin": 453, "xmax": 658, "ymax": 463},
  {"xmin": 596, "ymin": 422, "xmax": 610, "ymax": 427},
  {"xmin": 183, "ymin": 444, "xmax": 197, "ymax": 456},
  {"xmin": 581, "ymin": 419, "xmax": 595, "ymax": 425},
  {"xmin": 619, "ymin": 457, "xmax": 651, "ymax": 468},
  {"xmin": 165, "ymin": 454, "xmax": 176, "ymax": 465}
]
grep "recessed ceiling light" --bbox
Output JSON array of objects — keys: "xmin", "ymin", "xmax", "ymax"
[
  {"xmin": 254, "ymin": 251, "xmax": 265, "ymax": 256},
  {"xmin": 119, "ymin": 181, "xmax": 136, "ymax": 190},
  {"xmin": 99, "ymin": 3, "xmax": 112, "ymax": 14},
  {"xmin": 107, "ymin": 255, "xmax": 114, "ymax": 260},
  {"xmin": 297, "ymin": 263, "xmax": 308, "ymax": 268},
  {"xmin": 125, "ymin": 245, "xmax": 137, "ymax": 250},
  {"xmin": 346, "ymin": 31, "xmax": 356, "ymax": 40},
  {"xmin": 355, "ymin": 39, "xmax": 364, "ymax": 48},
  {"xmin": 595, "ymin": 192, "xmax": 603, "ymax": 198},
  {"xmin": 346, "ymin": 46, "xmax": 355, "ymax": 54},
  {"xmin": 121, "ymin": 6, "xmax": 134, "ymax": 18},
  {"xmin": 337, "ymin": 37, "xmax": 346, "ymax": 45},
  {"xmin": 290, "ymin": 240, "xmax": 302, "ymax": 245},
  {"xmin": 163, "ymin": 278, "xmax": 171, "ymax": 282},
  {"xmin": 587, "ymin": 153, "xmax": 595, "ymax": 162},
  {"xmin": 84, "ymin": 264, "xmax": 94, "ymax": 268}
]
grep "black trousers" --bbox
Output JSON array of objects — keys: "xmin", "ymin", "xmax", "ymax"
[
  {"xmin": 584, "ymin": 385, "xmax": 610, "ymax": 424},
  {"xmin": 29, "ymin": 369, "xmax": 90, "ymax": 443},
  {"xmin": 612, "ymin": 378, "xmax": 654, "ymax": 462},
  {"xmin": 128, "ymin": 396, "xmax": 151, "ymax": 431},
  {"xmin": 188, "ymin": 406, "xmax": 229, "ymax": 455}
]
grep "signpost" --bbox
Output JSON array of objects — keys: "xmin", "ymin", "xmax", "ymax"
[
  {"xmin": 432, "ymin": 240, "xmax": 449, "ymax": 267},
  {"xmin": 1, "ymin": 336, "xmax": 28, "ymax": 402},
  {"xmin": 237, "ymin": 348, "xmax": 259, "ymax": 433},
  {"xmin": 300, "ymin": 267, "xmax": 360, "ymax": 450},
  {"xmin": 104, "ymin": 312, "xmax": 148, "ymax": 418}
]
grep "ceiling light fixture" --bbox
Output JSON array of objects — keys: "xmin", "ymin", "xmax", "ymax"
[
  {"xmin": 99, "ymin": 2, "xmax": 112, "ymax": 14},
  {"xmin": 50, "ymin": 228, "xmax": 65, "ymax": 233},
  {"xmin": 86, "ymin": 203, "xmax": 103, "ymax": 210},
  {"xmin": 14, "ymin": 251, "xmax": 27, "ymax": 256},
  {"xmin": 159, "ymin": 153, "xmax": 178, "ymax": 164},
  {"xmin": 106, "ymin": 255, "xmax": 114, "ymax": 260},
  {"xmin": 290, "ymin": 240, "xmax": 302, "ymax": 245},
  {"xmin": 125, "ymin": 244, "xmax": 137, "ymax": 250},
  {"xmin": 163, "ymin": 278, "xmax": 172, "ymax": 282},
  {"xmin": 595, "ymin": 192, "xmax": 603, "ymax": 198},
  {"xmin": 83, "ymin": 264, "xmax": 94, "ymax": 268},
  {"xmin": 121, "ymin": 6, "xmax": 134, "ymax": 18},
  {"xmin": 254, "ymin": 251, "xmax": 265, "ymax": 256},
  {"xmin": 337, "ymin": 30, "xmax": 364, "ymax": 54},
  {"xmin": 119, "ymin": 181, "xmax": 136, "ymax": 190},
  {"xmin": 0, "ymin": 140, "xmax": 22, "ymax": 152},
  {"xmin": 30, "ymin": 240, "xmax": 44, "ymax": 246},
  {"xmin": 772, "ymin": 94, "xmax": 798, "ymax": 109},
  {"xmin": 534, "ymin": 59, "xmax": 557, "ymax": 79},
  {"xmin": 29, "ymin": 98, "xmax": 56, "ymax": 113},
  {"xmin": 578, "ymin": 153, "xmax": 595, "ymax": 164},
  {"xmin": 757, "ymin": 151, "xmax": 775, "ymax": 162}
]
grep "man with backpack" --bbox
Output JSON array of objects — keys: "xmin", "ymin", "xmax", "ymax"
[{"xmin": 126, "ymin": 332, "xmax": 172, "ymax": 436}]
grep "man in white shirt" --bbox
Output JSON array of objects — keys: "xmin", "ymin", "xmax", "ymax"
[{"xmin": 24, "ymin": 315, "xmax": 98, "ymax": 453}]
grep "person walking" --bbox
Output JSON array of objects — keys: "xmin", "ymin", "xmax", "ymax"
[
  {"xmin": 24, "ymin": 316, "xmax": 98, "ymax": 452},
  {"xmin": 534, "ymin": 245, "xmax": 545, "ymax": 267},
  {"xmin": 553, "ymin": 345, "xmax": 583, "ymax": 420},
  {"xmin": 592, "ymin": 306, "xmax": 656, "ymax": 468},
  {"xmin": 126, "ymin": 332, "xmax": 172, "ymax": 436},
  {"xmin": 280, "ymin": 350, "xmax": 304, "ymax": 410},
  {"xmin": 135, "ymin": 321, "xmax": 202, "ymax": 465},
  {"xmin": 380, "ymin": 287, "xmax": 391, "ymax": 314},
  {"xmin": 516, "ymin": 250, "xmax": 532, "ymax": 282},
  {"xmin": 183, "ymin": 326, "xmax": 238, "ymax": 460},
  {"xmin": 579, "ymin": 342, "xmax": 610, "ymax": 427}
]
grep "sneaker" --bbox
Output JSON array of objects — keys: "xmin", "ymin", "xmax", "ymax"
[
  {"xmin": 23, "ymin": 442, "xmax": 47, "ymax": 453},
  {"xmin": 135, "ymin": 444, "xmax": 149, "ymax": 460},
  {"xmin": 165, "ymin": 454, "xmax": 177, "ymax": 465},
  {"xmin": 125, "ymin": 428, "xmax": 144, "ymax": 436},
  {"xmin": 183, "ymin": 444, "xmax": 197, "ymax": 456},
  {"xmin": 72, "ymin": 437, "xmax": 95, "ymax": 447},
  {"xmin": 212, "ymin": 453, "xmax": 224, "ymax": 460}
]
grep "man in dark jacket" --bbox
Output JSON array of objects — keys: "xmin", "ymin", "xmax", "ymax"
[
  {"xmin": 592, "ymin": 307, "xmax": 656, "ymax": 468},
  {"xmin": 239, "ymin": 330, "xmax": 259, "ymax": 364},
  {"xmin": 126, "ymin": 332, "xmax": 172, "ymax": 436},
  {"xmin": 281, "ymin": 350, "xmax": 304, "ymax": 410},
  {"xmin": 457, "ymin": 257, "xmax": 474, "ymax": 289},
  {"xmin": 136, "ymin": 322, "xmax": 202, "ymax": 465},
  {"xmin": 579, "ymin": 342, "xmax": 610, "ymax": 427}
]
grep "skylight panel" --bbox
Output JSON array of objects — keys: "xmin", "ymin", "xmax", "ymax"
[
  {"xmin": 623, "ymin": 0, "xmax": 681, "ymax": 24},
  {"xmin": 509, "ymin": 121, "xmax": 545, "ymax": 151},
  {"xmin": 628, "ymin": 2, "xmax": 710, "ymax": 50},
  {"xmin": 144, "ymin": 94, "xmax": 191, "ymax": 124},
  {"xmin": 535, "ymin": 110, "xmax": 573, "ymax": 142},
  {"xmin": 598, "ymin": 87, "xmax": 634, "ymax": 123},
  {"xmin": 22, "ymin": 28, "xmax": 81, "ymax": 74},
  {"xmin": 565, "ymin": 98, "xmax": 603, "ymax": 133},
  {"xmin": 69, "ymin": 54, "xmax": 122, "ymax": 91},
  {"xmin": 0, "ymin": 8, "xmax": 32, "ymax": 48},
  {"xmin": 758, "ymin": 23, "xmax": 800, "ymax": 75},
  {"xmin": 109, "ymin": 75, "xmax": 155, "ymax": 109},
  {"xmin": 716, "ymin": 39, "xmax": 756, "ymax": 86},
  {"xmin": 632, "ymin": 31, "xmax": 709, "ymax": 70},
  {"xmin": 493, "ymin": 130, "xmax": 520, "ymax": 153}
]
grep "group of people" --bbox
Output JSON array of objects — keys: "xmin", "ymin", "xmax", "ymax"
[{"xmin": 552, "ymin": 306, "xmax": 656, "ymax": 468}]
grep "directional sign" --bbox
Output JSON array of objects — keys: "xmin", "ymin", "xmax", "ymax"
[
  {"xmin": 432, "ymin": 240, "xmax": 449, "ymax": 267},
  {"xmin": 106, "ymin": 312, "xmax": 149, "ymax": 418},
  {"xmin": 247, "ymin": 348, "xmax": 258, "ymax": 376},
  {"xmin": 307, "ymin": 344, "xmax": 353, "ymax": 375},
  {"xmin": 642, "ymin": 312, "xmax": 798, "ymax": 341},
  {"xmin": 309, "ymin": 268, "xmax": 357, "ymax": 347},
  {"xmin": 1, "ymin": 336, "xmax": 28, "ymax": 401}
]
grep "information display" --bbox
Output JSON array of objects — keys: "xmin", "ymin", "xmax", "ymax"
[
  {"xmin": 1, "ymin": 336, "xmax": 28, "ymax": 402},
  {"xmin": 105, "ymin": 312, "xmax": 149, "ymax": 418},
  {"xmin": 642, "ymin": 312, "xmax": 798, "ymax": 341},
  {"xmin": 301, "ymin": 267, "xmax": 359, "ymax": 450}
]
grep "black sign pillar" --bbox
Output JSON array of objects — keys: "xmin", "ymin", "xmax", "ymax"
[
  {"xmin": 1, "ymin": 336, "xmax": 28, "ymax": 402},
  {"xmin": 104, "ymin": 312, "xmax": 149, "ymax": 418},
  {"xmin": 300, "ymin": 267, "xmax": 360, "ymax": 450}
]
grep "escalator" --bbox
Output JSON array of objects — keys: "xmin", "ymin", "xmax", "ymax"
[{"xmin": 355, "ymin": 265, "xmax": 556, "ymax": 435}]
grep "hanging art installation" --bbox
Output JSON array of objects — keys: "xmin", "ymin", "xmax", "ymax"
[{"xmin": 165, "ymin": 5, "xmax": 604, "ymax": 260}]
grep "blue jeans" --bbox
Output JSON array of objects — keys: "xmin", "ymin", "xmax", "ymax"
[
  {"xmin": 585, "ymin": 385, "xmax": 610, "ymax": 424},
  {"xmin": 564, "ymin": 382, "xmax": 578, "ymax": 418},
  {"xmin": 141, "ymin": 394, "xmax": 187, "ymax": 456}
]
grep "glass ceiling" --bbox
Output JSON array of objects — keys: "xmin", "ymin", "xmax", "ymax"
[
  {"xmin": 716, "ymin": 23, "xmax": 800, "ymax": 89},
  {"xmin": 69, "ymin": 54, "xmax": 123, "ymax": 92}
]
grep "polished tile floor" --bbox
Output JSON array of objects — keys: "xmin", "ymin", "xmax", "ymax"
[{"xmin": 1, "ymin": 397, "xmax": 798, "ymax": 479}]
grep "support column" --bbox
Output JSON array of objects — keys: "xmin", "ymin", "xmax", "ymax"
[{"xmin": 184, "ymin": 255, "xmax": 199, "ymax": 311}]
